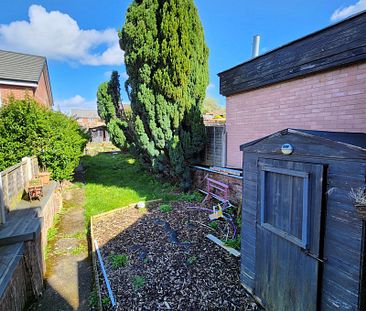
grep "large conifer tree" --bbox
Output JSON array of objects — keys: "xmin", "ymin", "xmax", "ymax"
[{"xmin": 119, "ymin": 0, "xmax": 208, "ymax": 189}]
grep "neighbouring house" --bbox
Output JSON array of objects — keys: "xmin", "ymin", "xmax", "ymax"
[
  {"xmin": 0, "ymin": 50, "xmax": 53, "ymax": 108},
  {"xmin": 219, "ymin": 11, "xmax": 366, "ymax": 168},
  {"xmin": 71, "ymin": 109, "xmax": 110, "ymax": 143}
]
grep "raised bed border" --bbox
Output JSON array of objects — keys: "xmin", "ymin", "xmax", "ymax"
[{"xmin": 90, "ymin": 199, "xmax": 162, "ymax": 311}]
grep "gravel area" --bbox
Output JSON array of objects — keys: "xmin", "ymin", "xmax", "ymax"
[{"xmin": 92, "ymin": 201, "xmax": 259, "ymax": 310}]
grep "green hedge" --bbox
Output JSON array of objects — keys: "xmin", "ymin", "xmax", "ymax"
[{"xmin": 0, "ymin": 97, "xmax": 89, "ymax": 180}]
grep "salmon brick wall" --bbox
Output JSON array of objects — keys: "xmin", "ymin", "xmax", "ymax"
[
  {"xmin": 226, "ymin": 63, "xmax": 366, "ymax": 168},
  {"xmin": 34, "ymin": 71, "xmax": 52, "ymax": 107}
]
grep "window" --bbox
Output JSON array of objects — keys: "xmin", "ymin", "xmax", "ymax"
[{"xmin": 260, "ymin": 165, "xmax": 310, "ymax": 249}]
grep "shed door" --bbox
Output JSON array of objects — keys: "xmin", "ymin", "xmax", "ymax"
[{"xmin": 256, "ymin": 158, "xmax": 324, "ymax": 311}]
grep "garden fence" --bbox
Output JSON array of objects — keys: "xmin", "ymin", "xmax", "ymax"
[
  {"xmin": 203, "ymin": 125, "xmax": 226, "ymax": 167},
  {"xmin": 0, "ymin": 156, "xmax": 39, "ymax": 224}
]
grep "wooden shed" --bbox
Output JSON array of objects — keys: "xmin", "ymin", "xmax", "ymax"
[{"xmin": 240, "ymin": 129, "xmax": 366, "ymax": 311}]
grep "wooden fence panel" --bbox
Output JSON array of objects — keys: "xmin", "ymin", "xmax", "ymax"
[
  {"xmin": 203, "ymin": 126, "xmax": 226, "ymax": 167},
  {"xmin": 0, "ymin": 156, "xmax": 38, "ymax": 223}
]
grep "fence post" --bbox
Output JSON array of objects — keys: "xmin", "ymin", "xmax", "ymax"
[
  {"xmin": 0, "ymin": 175, "xmax": 6, "ymax": 224},
  {"xmin": 22, "ymin": 157, "xmax": 33, "ymax": 182}
]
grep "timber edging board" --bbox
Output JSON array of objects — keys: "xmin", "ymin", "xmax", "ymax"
[
  {"xmin": 90, "ymin": 199, "xmax": 163, "ymax": 310},
  {"xmin": 219, "ymin": 11, "xmax": 366, "ymax": 96}
]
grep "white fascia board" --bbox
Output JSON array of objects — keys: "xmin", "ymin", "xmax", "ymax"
[{"xmin": 0, "ymin": 79, "xmax": 38, "ymax": 88}]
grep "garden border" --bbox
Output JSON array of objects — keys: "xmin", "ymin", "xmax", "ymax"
[{"xmin": 90, "ymin": 199, "xmax": 162, "ymax": 310}]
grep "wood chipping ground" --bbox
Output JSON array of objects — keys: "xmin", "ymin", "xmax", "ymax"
[{"xmin": 92, "ymin": 201, "xmax": 259, "ymax": 310}]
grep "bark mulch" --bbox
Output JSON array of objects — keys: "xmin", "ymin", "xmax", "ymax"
[{"xmin": 92, "ymin": 201, "xmax": 259, "ymax": 311}]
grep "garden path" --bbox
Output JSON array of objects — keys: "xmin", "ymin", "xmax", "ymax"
[{"xmin": 27, "ymin": 180, "xmax": 93, "ymax": 311}]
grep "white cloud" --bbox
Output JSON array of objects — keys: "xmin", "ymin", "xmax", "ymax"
[
  {"xmin": 206, "ymin": 83, "xmax": 215, "ymax": 91},
  {"xmin": 55, "ymin": 95, "xmax": 96, "ymax": 113},
  {"xmin": 331, "ymin": 0, "xmax": 366, "ymax": 21},
  {"xmin": 0, "ymin": 5, "xmax": 124, "ymax": 66}
]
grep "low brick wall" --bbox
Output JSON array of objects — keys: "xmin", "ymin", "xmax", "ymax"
[
  {"xmin": 0, "ymin": 181, "xmax": 62, "ymax": 310},
  {"xmin": 191, "ymin": 167, "xmax": 243, "ymax": 206}
]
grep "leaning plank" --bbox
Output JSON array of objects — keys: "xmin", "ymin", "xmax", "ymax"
[
  {"xmin": 206, "ymin": 234, "xmax": 240, "ymax": 257},
  {"xmin": 90, "ymin": 216, "xmax": 103, "ymax": 311}
]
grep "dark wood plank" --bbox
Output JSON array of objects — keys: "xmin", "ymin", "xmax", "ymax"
[{"xmin": 219, "ymin": 12, "xmax": 366, "ymax": 96}]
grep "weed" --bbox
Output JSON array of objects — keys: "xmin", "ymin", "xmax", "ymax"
[
  {"xmin": 63, "ymin": 231, "xmax": 85, "ymax": 239},
  {"xmin": 109, "ymin": 254, "xmax": 128, "ymax": 269},
  {"xmin": 187, "ymin": 255, "xmax": 197, "ymax": 265},
  {"xmin": 177, "ymin": 191, "xmax": 203, "ymax": 202},
  {"xmin": 101, "ymin": 296, "xmax": 110, "ymax": 306},
  {"xmin": 70, "ymin": 244, "xmax": 87, "ymax": 255},
  {"xmin": 159, "ymin": 204, "xmax": 172, "ymax": 213},
  {"xmin": 89, "ymin": 288, "xmax": 98, "ymax": 307},
  {"xmin": 224, "ymin": 235, "xmax": 241, "ymax": 250},
  {"xmin": 132, "ymin": 275, "xmax": 145, "ymax": 290},
  {"xmin": 143, "ymin": 258, "xmax": 149, "ymax": 264},
  {"xmin": 209, "ymin": 221, "xmax": 219, "ymax": 230}
]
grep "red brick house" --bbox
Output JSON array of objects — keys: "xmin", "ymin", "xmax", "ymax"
[
  {"xmin": 0, "ymin": 50, "xmax": 53, "ymax": 108},
  {"xmin": 219, "ymin": 12, "xmax": 366, "ymax": 168}
]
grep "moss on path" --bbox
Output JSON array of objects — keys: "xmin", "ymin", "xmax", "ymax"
[{"xmin": 27, "ymin": 184, "xmax": 92, "ymax": 311}]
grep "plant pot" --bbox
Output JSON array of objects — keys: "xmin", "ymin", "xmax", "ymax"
[
  {"xmin": 38, "ymin": 172, "xmax": 51, "ymax": 185},
  {"xmin": 355, "ymin": 204, "xmax": 366, "ymax": 219}
]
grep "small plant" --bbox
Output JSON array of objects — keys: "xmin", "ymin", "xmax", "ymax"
[
  {"xmin": 101, "ymin": 296, "xmax": 110, "ymax": 306},
  {"xmin": 177, "ymin": 191, "xmax": 203, "ymax": 202},
  {"xmin": 349, "ymin": 187, "xmax": 366, "ymax": 218},
  {"xmin": 159, "ymin": 204, "xmax": 172, "ymax": 213},
  {"xmin": 132, "ymin": 275, "xmax": 145, "ymax": 290},
  {"xmin": 89, "ymin": 288, "xmax": 98, "ymax": 307},
  {"xmin": 225, "ymin": 235, "xmax": 241, "ymax": 250},
  {"xmin": 209, "ymin": 221, "xmax": 219, "ymax": 230},
  {"xmin": 349, "ymin": 188, "xmax": 366, "ymax": 205},
  {"xmin": 143, "ymin": 258, "xmax": 150, "ymax": 264},
  {"xmin": 187, "ymin": 255, "xmax": 197, "ymax": 265},
  {"xmin": 109, "ymin": 253, "xmax": 128, "ymax": 269}
]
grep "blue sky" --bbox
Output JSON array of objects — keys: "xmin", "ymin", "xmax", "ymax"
[{"xmin": 0, "ymin": 0, "xmax": 365, "ymax": 113}]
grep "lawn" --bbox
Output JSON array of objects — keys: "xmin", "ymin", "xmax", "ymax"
[{"xmin": 82, "ymin": 152, "xmax": 175, "ymax": 219}]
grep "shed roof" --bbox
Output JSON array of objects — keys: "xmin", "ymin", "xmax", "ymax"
[
  {"xmin": 71, "ymin": 109, "xmax": 99, "ymax": 119},
  {"xmin": 219, "ymin": 10, "xmax": 366, "ymax": 96},
  {"xmin": 0, "ymin": 50, "xmax": 46, "ymax": 83},
  {"xmin": 240, "ymin": 129, "xmax": 366, "ymax": 152}
]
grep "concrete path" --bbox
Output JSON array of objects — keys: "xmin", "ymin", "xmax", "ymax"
[{"xmin": 27, "ymin": 185, "xmax": 93, "ymax": 311}]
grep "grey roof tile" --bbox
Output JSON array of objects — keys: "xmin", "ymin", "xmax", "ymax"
[{"xmin": 0, "ymin": 50, "xmax": 46, "ymax": 83}]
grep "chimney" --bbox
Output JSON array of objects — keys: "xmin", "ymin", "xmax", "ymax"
[{"xmin": 252, "ymin": 35, "xmax": 260, "ymax": 58}]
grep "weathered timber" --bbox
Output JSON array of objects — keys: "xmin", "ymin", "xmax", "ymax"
[{"xmin": 219, "ymin": 11, "xmax": 366, "ymax": 96}]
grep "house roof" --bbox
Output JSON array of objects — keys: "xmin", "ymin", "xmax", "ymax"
[
  {"xmin": 240, "ymin": 129, "xmax": 366, "ymax": 151},
  {"xmin": 71, "ymin": 109, "xmax": 100, "ymax": 119},
  {"xmin": 0, "ymin": 50, "xmax": 46, "ymax": 83},
  {"xmin": 219, "ymin": 10, "xmax": 366, "ymax": 96}
]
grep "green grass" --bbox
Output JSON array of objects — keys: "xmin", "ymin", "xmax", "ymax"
[
  {"xmin": 82, "ymin": 153, "xmax": 175, "ymax": 219},
  {"xmin": 132, "ymin": 275, "xmax": 145, "ymax": 290},
  {"xmin": 109, "ymin": 253, "xmax": 128, "ymax": 269},
  {"xmin": 159, "ymin": 203, "xmax": 172, "ymax": 213}
]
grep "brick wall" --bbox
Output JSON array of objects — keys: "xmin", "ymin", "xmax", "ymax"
[
  {"xmin": 0, "ymin": 85, "xmax": 34, "ymax": 103},
  {"xmin": 192, "ymin": 168, "xmax": 243, "ymax": 206},
  {"xmin": 0, "ymin": 70, "xmax": 52, "ymax": 108},
  {"xmin": 226, "ymin": 62, "xmax": 366, "ymax": 168},
  {"xmin": 34, "ymin": 70, "xmax": 52, "ymax": 107}
]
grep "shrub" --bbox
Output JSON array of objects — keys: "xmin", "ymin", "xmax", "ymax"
[{"xmin": 0, "ymin": 97, "xmax": 88, "ymax": 180}]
